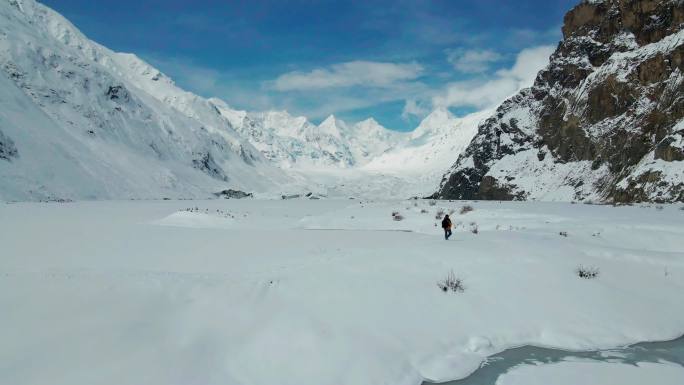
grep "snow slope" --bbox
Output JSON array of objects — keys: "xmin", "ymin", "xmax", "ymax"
[
  {"xmin": 0, "ymin": 0, "xmax": 298, "ymax": 201},
  {"xmin": 0, "ymin": 0, "xmax": 490, "ymax": 201},
  {"xmin": 264, "ymin": 109, "xmax": 490, "ymax": 199},
  {"xmin": 214, "ymin": 101, "xmax": 406, "ymax": 170},
  {"xmin": 1, "ymin": 199, "xmax": 683, "ymax": 385},
  {"xmin": 364, "ymin": 108, "xmax": 489, "ymax": 191}
]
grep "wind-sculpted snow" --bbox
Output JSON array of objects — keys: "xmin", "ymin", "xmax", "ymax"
[{"xmin": 1, "ymin": 200, "xmax": 683, "ymax": 385}]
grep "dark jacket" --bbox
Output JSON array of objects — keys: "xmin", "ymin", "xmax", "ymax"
[{"xmin": 441, "ymin": 216, "xmax": 452, "ymax": 229}]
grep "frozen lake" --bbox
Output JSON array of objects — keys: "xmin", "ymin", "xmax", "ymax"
[
  {"xmin": 426, "ymin": 336, "xmax": 684, "ymax": 385},
  {"xmin": 1, "ymin": 199, "xmax": 683, "ymax": 385}
]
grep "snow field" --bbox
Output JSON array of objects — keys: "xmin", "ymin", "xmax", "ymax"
[{"xmin": 1, "ymin": 199, "xmax": 683, "ymax": 385}]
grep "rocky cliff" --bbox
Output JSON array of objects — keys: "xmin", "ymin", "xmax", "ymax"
[{"xmin": 435, "ymin": 0, "xmax": 684, "ymax": 203}]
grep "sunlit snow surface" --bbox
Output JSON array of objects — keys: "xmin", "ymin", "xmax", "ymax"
[{"xmin": 1, "ymin": 199, "xmax": 683, "ymax": 385}]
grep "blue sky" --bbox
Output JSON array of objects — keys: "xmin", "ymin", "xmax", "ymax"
[{"xmin": 42, "ymin": 0, "xmax": 578, "ymax": 130}]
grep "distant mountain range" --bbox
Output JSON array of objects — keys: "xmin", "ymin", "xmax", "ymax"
[{"xmin": 1, "ymin": 0, "xmax": 681, "ymax": 202}]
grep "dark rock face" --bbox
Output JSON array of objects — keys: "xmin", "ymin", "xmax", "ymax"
[
  {"xmin": 214, "ymin": 189, "xmax": 253, "ymax": 199},
  {"xmin": 436, "ymin": 0, "xmax": 684, "ymax": 203},
  {"xmin": 105, "ymin": 85, "xmax": 129, "ymax": 102},
  {"xmin": 192, "ymin": 152, "xmax": 228, "ymax": 181},
  {"xmin": 0, "ymin": 129, "xmax": 18, "ymax": 161}
]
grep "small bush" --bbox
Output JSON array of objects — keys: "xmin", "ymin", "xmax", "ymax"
[
  {"xmin": 437, "ymin": 270, "xmax": 464, "ymax": 293},
  {"xmin": 470, "ymin": 225, "xmax": 479, "ymax": 234},
  {"xmin": 656, "ymin": 205, "xmax": 664, "ymax": 211},
  {"xmin": 435, "ymin": 209, "xmax": 445, "ymax": 220},
  {"xmin": 182, "ymin": 207, "xmax": 234, "ymax": 218},
  {"xmin": 576, "ymin": 265, "xmax": 599, "ymax": 279},
  {"xmin": 391, "ymin": 211, "xmax": 399, "ymax": 217},
  {"xmin": 393, "ymin": 214, "xmax": 404, "ymax": 221},
  {"xmin": 421, "ymin": 209, "xmax": 428, "ymax": 214},
  {"xmin": 460, "ymin": 205, "xmax": 474, "ymax": 214},
  {"xmin": 429, "ymin": 200, "xmax": 437, "ymax": 206},
  {"xmin": 559, "ymin": 231, "xmax": 568, "ymax": 237}
]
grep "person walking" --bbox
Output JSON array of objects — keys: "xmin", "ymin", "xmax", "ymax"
[{"xmin": 441, "ymin": 214, "xmax": 452, "ymax": 240}]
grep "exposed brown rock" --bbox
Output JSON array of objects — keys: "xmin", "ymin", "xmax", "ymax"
[{"xmin": 436, "ymin": 0, "xmax": 684, "ymax": 203}]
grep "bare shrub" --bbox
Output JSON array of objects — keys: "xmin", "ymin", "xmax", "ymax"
[
  {"xmin": 559, "ymin": 231, "xmax": 568, "ymax": 237},
  {"xmin": 182, "ymin": 207, "xmax": 234, "ymax": 218},
  {"xmin": 391, "ymin": 211, "xmax": 399, "ymax": 217},
  {"xmin": 429, "ymin": 200, "xmax": 437, "ymax": 206},
  {"xmin": 435, "ymin": 209, "xmax": 445, "ymax": 220},
  {"xmin": 437, "ymin": 270, "xmax": 464, "ymax": 293},
  {"xmin": 576, "ymin": 265, "xmax": 599, "ymax": 279},
  {"xmin": 460, "ymin": 205, "xmax": 474, "ymax": 214},
  {"xmin": 392, "ymin": 212, "xmax": 404, "ymax": 221},
  {"xmin": 421, "ymin": 209, "xmax": 428, "ymax": 214},
  {"xmin": 470, "ymin": 222, "xmax": 478, "ymax": 234}
]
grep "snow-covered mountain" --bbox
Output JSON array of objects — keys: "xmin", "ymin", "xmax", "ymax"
[
  {"xmin": 0, "ymin": 0, "xmax": 487, "ymax": 201},
  {"xmin": 0, "ymin": 0, "xmax": 302, "ymax": 201},
  {"xmin": 363, "ymin": 108, "xmax": 488, "ymax": 188},
  {"xmin": 212, "ymin": 101, "xmax": 405, "ymax": 170},
  {"xmin": 435, "ymin": 0, "xmax": 684, "ymax": 203}
]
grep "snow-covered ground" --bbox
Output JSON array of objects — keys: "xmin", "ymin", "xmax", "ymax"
[{"xmin": 1, "ymin": 199, "xmax": 683, "ymax": 385}]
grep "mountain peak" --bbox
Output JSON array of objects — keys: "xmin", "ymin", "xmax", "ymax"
[
  {"xmin": 359, "ymin": 117, "xmax": 379, "ymax": 125},
  {"xmin": 411, "ymin": 108, "xmax": 457, "ymax": 140},
  {"xmin": 317, "ymin": 115, "xmax": 348, "ymax": 137},
  {"xmin": 320, "ymin": 114, "xmax": 338, "ymax": 125}
]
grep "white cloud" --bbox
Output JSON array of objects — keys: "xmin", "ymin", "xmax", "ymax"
[
  {"xmin": 271, "ymin": 61, "xmax": 424, "ymax": 91},
  {"xmin": 432, "ymin": 45, "xmax": 555, "ymax": 110},
  {"xmin": 143, "ymin": 54, "xmax": 230, "ymax": 98},
  {"xmin": 401, "ymin": 99, "xmax": 430, "ymax": 120},
  {"xmin": 447, "ymin": 49, "xmax": 502, "ymax": 73}
]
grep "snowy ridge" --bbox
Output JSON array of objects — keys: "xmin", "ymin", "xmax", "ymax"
[
  {"xmin": 0, "ymin": 0, "xmax": 499, "ymax": 201},
  {"xmin": 363, "ymin": 108, "xmax": 488, "ymax": 190},
  {"xmin": 0, "ymin": 0, "xmax": 300, "ymax": 201},
  {"xmin": 215, "ymin": 105, "xmax": 406, "ymax": 170},
  {"xmin": 436, "ymin": 0, "xmax": 684, "ymax": 202}
]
